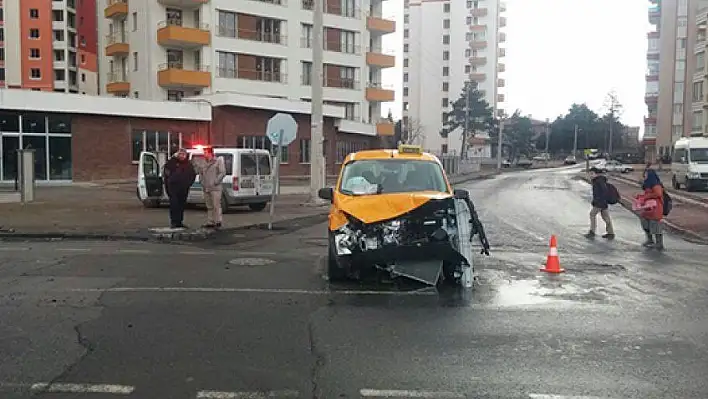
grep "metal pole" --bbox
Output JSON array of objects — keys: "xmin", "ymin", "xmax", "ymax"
[
  {"xmin": 608, "ymin": 110, "xmax": 614, "ymax": 156},
  {"xmin": 310, "ymin": 0, "xmax": 325, "ymax": 201},
  {"xmin": 462, "ymin": 82, "xmax": 470, "ymax": 159},
  {"xmin": 573, "ymin": 124, "xmax": 578, "ymax": 156},
  {"xmin": 268, "ymin": 131, "xmax": 284, "ymax": 230},
  {"xmin": 544, "ymin": 118, "xmax": 550, "ymax": 165},
  {"xmin": 496, "ymin": 117, "xmax": 504, "ymax": 170}
]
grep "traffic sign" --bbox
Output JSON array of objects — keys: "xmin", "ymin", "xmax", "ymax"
[{"xmin": 266, "ymin": 113, "xmax": 298, "ymax": 147}]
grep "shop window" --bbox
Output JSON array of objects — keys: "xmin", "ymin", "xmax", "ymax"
[
  {"xmin": 48, "ymin": 114, "xmax": 72, "ymax": 134},
  {"xmin": 2, "ymin": 136, "xmax": 19, "ymax": 181},
  {"xmin": 23, "ymin": 135, "xmax": 47, "ymax": 180},
  {"xmin": 0, "ymin": 111, "xmax": 20, "ymax": 132},
  {"xmin": 22, "ymin": 113, "xmax": 46, "ymax": 133},
  {"xmin": 299, "ymin": 139, "xmax": 311, "ymax": 163},
  {"xmin": 49, "ymin": 136, "xmax": 72, "ymax": 180}
]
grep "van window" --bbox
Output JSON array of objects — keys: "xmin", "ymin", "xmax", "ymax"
[
  {"xmin": 257, "ymin": 153, "xmax": 271, "ymax": 175},
  {"xmin": 241, "ymin": 153, "xmax": 257, "ymax": 175},
  {"xmin": 192, "ymin": 154, "xmax": 234, "ymax": 175},
  {"xmin": 690, "ymin": 148, "xmax": 708, "ymax": 162},
  {"xmin": 673, "ymin": 148, "xmax": 686, "ymax": 163}
]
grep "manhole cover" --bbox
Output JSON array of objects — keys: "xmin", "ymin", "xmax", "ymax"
[{"xmin": 228, "ymin": 258, "xmax": 276, "ymax": 266}]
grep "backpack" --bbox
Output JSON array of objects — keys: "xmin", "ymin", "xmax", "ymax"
[
  {"xmin": 606, "ymin": 183, "xmax": 620, "ymax": 205},
  {"xmin": 662, "ymin": 187, "xmax": 672, "ymax": 216}
]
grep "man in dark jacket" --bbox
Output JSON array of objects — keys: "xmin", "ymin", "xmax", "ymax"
[
  {"xmin": 585, "ymin": 167, "xmax": 615, "ymax": 239},
  {"xmin": 163, "ymin": 149, "xmax": 196, "ymax": 228}
]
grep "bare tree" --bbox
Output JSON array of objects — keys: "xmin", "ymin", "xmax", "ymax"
[
  {"xmin": 399, "ymin": 117, "xmax": 425, "ymax": 145},
  {"xmin": 603, "ymin": 90, "xmax": 623, "ymax": 154}
]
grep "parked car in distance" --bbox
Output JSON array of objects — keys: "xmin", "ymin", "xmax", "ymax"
[
  {"xmin": 564, "ymin": 155, "xmax": 577, "ymax": 165},
  {"xmin": 595, "ymin": 160, "xmax": 634, "ymax": 173},
  {"xmin": 516, "ymin": 158, "xmax": 533, "ymax": 168},
  {"xmin": 532, "ymin": 153, "xmax": 551, "ymax": 161}
]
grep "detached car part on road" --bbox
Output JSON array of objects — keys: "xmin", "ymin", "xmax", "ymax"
[{"xmin": 318, "ymin": 145, "xmax": 491, "ymax": 287}]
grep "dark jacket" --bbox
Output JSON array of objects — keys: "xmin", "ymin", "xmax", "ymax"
[
  {"xmin": 163, "ymin": 157, "xmax": 196, "ymax": 195},
  {"xmin": 591, "ymin": 175, "xmax": 609, "ymax": 209}
]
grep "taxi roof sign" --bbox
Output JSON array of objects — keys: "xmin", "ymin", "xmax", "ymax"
[{"xmin": 398, "ymin": 144, "xmax": 423, "ymax": 154}]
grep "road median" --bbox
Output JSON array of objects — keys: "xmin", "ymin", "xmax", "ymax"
[{"xmin": 578, "ymin": 174, "xmax": 708, "ymax": 243}]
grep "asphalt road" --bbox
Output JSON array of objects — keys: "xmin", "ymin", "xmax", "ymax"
[{"xmin": 1, "ymin": 164, "xmax": 708, "ymax": 399}]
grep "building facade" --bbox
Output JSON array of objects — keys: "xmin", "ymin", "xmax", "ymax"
[
  {"xmin": 97, "ymin": 0, "xmax": 395, "ymax": 132},
  {"xmin": 0, "ymin": 0, "xmax": 98, "ymax": 94},
  {"xmin": 402, "ymin": 0, "xmax": 506, "ymax": 155}
]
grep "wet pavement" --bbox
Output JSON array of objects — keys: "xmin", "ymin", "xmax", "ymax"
[{"xmin": 0, "ymin": 164, "xmax": 707, "ymax": 398}]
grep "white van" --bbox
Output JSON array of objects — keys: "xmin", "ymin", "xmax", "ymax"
[
  {"xmin": 671, "ymin": 137, "xmax": 708, "ymax": 191},
  {"xmin": 137, "ymin": 146, "xmax": 274, "ymax": 211}
]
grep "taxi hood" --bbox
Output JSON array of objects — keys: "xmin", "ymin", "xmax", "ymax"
[{"xmin": 336, "ymin": 191, "xmax": 453, "ymax": 224}]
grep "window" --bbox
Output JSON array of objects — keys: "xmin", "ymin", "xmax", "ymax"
[
  {"xmin": 443, "ymin": 51, "xmax": 449, "ymax": 60},
  {"xmin": 217, "ymin": 10, "xmax": 237, "ymax": 37},
  {"xmin": 167, "ymin": 90, "xmax": 185, "ymax": 102},
  {"xmin": 29, "ymin": 29, "xmax": 40, "ymax": 39},
  {"xmin": 133, "ymin": 52, "xmax": 138, "ymax": 71},
  {"xmin": 692, "ymin": 110, "xmax": 702, "ymax": 131},
  {"xmin": 131, "ymin": 130, "xmax": 185, "ymax": 162},
  {"xmin": 336, "ymin": 141, "xmax": 368, "ymax": 163},
  {"xmin": 443, "ymin": 3, "xmax": 450, "ymax": 12},
  {"xmin": 403, "ymin": 58, "xmax": 408, "ymax": 67},
  {"xmin": 338, "ymin": 160, "xmax": 448, "ymax": 195},
  {"xmin": 54, "ymin": 50, "xmax": 65, "ymax": 61},
  {"xmin": 465, "ymin": 48, "xmax": 471, "ymax": 57},
  {"xmin": 404, "ymin": 29, "xmax": 409, "ymax": 38},
  {"xmin": 465, "ymin": 65, "xmax": 471, "ymax": 73},
  {"xmin": 442, "ymin": 82, "xmax": 449, "ymax": 91},
  {"xmin": 693, "ymin": 81, "xmax": 703, "ymax": 102},
  {"xmin": 30, "ymin": 68, "xmax": 41, "ymax": 79},
  {"xmin": 403, "ymin": 87, "xmax": 409, "ymax": 96},
  {"xmin": 54, "ymin": 69, "xmax": 65, "ymax": 81},
  {"xmin": 690, "ymin": 147, "xmax": 708, "ymax": 162},
  {"xmin": 132, "ymin": 12, "xmax": 137, "ymax": 31},
  {"xmin": 217, "ymin": 51, "xmax": 236, "ymax": 78},
  {"xmin": 442, "ymin": 66, "xmax": 449, "ymax": 76},
  {"xmin": 29, "ymin": 48, "xmax": 40, "ymax": 59},
  {"xmin": 53, "ymin": 10, "xmax": 64, "ymax": 21},
  {"xmin": 672, "ymin": 148, "xmax": 686, "ymax": 163},
  {"xmin": 403, "ymin": 44, "xmax": 409, "ymax": 53},
  {"xmin": 30, "ymin": 9, "xmax": 39, "ymax": 19},
  {"xmin": 404, "ymin": 14, "xmax": 409, "ymax": 23},
  {"xmin": 697, "ymin": 52, "xmax": 705, "ymax": 72},
  {"xmin": 443, "ymin": 19, "xmax": 450, "ymax": 29},
  {"xmin": 238, "ymin": 135, "xmax": 288, "ymax": 163},
  {"xmin": 442, "ymin": 35, "xmax": 449, "ymax": 45},
  {"xmin": 442, "ymin": 98, "xmax": 449, "ymax": 107},
  {"xmin": 674, "ymin": 82, "xmax": 684, "ymax": 99},
  {"xmin": 299, "ymin": 139, "xmax": 311, "ymax": 163},
  {"xmin": 466, "ymin": 16, "xmax": 472, "ymax": 25},
  {"xmin": 341, "ymin": 30, "xmax": 356, "ymax": 54},
  {"xmin": 403, "ymin": 73, "xmax": 408, "ymax": 82}
]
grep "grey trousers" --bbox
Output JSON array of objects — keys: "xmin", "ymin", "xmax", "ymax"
[
  {"xmin": 590, "ymin": 207, "xmax": 614, "ymax": 234},
  {"xmin": 641, "ymin": 218, "xmax": 663, "ymax": 234}
]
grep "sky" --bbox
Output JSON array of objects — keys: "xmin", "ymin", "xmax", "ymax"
[{"xmin": 381, "ymin": 0, "xmax": 652, "ymax": 136}]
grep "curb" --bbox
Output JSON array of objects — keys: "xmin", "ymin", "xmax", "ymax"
[
  {"xmin": 0, "ymin": 212, "xmax": 329, "ymax": 243},
  {"xmin": 609, "ymin": 174, "xmax": 708, "ymax": 208},
  {"xmin": 449, "ymin": 172, "xmax": 499, "ymax": 185},
  {"xmin": 578, "ymin": 175, "xmax": 708, "ymax": 244}
]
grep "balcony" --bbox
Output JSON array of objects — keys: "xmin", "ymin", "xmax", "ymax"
[
  {"xmin": 469, "ymin": 24, "xmax": 485, "ymax": 32},
  {"xmin": 499, "ymin": 17, "xmax": 507, "ymax": 27},
  {"xmin": 366, "ymin": 48, "xmax": 395, "ymax": 68},
  {"xmin": 647, "ymin": 31, "xmax": 659, "ymax": 39},
  {"xmin": 469, "ymin": 73, "xmax": 486, "ymax": 81},
  {"xmin": 497, "ymin": 63, "xmax": 506, "ymax": 72},
  {"xmin": 497, "ymin": 78, "xmax": 505, "ymax": 87},
  {"xmin": 218, "ymin": 68, "xmax": 288, "ymax": 84},
  {"xmin": 649, "ymin": 7, "xmax": 660, "ymax": 25},
  {"xmin": 105, "ymin": 32, "xmax": 129, "ymax": 56},
  {"xmin": 234, "ymin": 28, "xmax": 287, "ymax": 45},
  {"xmin": 376, "ymin": 121, "xmax": 395, "ymax": 136},
  {"xmin": 469, "ymin": 56, "xmax": 486, "ymax": 66},
  {"xmin": 157, "ymin": 0, "xmax": 209, "ymax": 6},
  {"xmin": 301, "ymin": 75, "xmax": 359, "ymax": 89},
  {"xmin": 647, "ymin": 52, "xmax": 659, "ymax": 60},
  {"xmin": 644, "ymin": 116, "xmax": 657, "ymax": 124},
  {"xmin": 104, "ymin": 0, "xmax": 127, "ymax": 19},
  {"xmin": 158, "ymin": 63, "xmax": 211, "ymax": 88},
  {"xmin": 498, "ymin": 48, "xmax": 505, "ymax": 57},
  {"xmin": 366, "ymin": 84, "xmax": 395, "ymax": 102},
  {"xmin": 471, "ymin": 8, "xmax": 488, "ymax": 17},
  {"xmin": 367, "ymin": 16, "xmax": 396, "ymax": 34},
  {"xmin": 157, "ymin": 20, "xmax": 211, "ymax": 48},
  {"xmin": 645, "ymin": 93, "xmax": 658, "ymax": 104},
  {"xmin": 646, "ymin": 73, "xmax": 659, "ymax": 81},
  {"xmin": 301, "ymin": 0, "xmax": 362, "ymax": 19},
  {"xmin": 106, "ymin": 72, "xmax": 129, "ymax": 93},
  {"xmin": 470, "ymin": 41, "xmax": 487, "ymax": 50}
]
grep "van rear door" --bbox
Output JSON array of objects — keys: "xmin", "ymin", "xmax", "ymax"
[
  {"xmin": 256, "ymin": 151, "xmax": 274, "ymax": 196},
  {"xmin": 238, "ymin": 151, "xmax": 258, "ymax": 196}
]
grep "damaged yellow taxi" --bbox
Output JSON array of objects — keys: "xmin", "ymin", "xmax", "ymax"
[{"xmin": 317, "ymin": 145, "xmax": 490, "ymax": 287}]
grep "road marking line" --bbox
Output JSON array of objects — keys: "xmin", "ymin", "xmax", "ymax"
[
  {"xmin": 56, "ymin": 248, "xmax": 91, "ymax": 252},
  {"xmin": 0, "ymin": 247, "xmax": 30, "ymax": 251},
  {"xmin": 68, "ymin": 287, "xmax": 438, "ymax": 296},
  {"xmin": 115, "ymin": 249, "xmax": 151, "ymax": 254},
  {"xmin": 180, "ymin": 251, "xmax": 216, "ymax": 255},
  {"xmin": 197, "ymin": 389, "xmax": 300, "ymax": 398},
  {"xmin": 360, "ymin": 389, "xmax": 465, "ymax": 398},
  {"xmin": 529, "ymin": 396, "xmax": 614, "ymax": 399},
  {"xmin": 238, "ymin": 251, "xmax": 278, "ymax": 256},
  {"xmin": 30, "ymin": 383, "xmax": 134, "ymax": 394}
]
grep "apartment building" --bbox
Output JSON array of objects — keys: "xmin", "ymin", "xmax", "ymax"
[
  {"xmin": 0, "ymin": 0, "xmax": 98, "ymax": 94},
  {"xmin": 98, "ymin": 0, "xmax": 395, "ymax": 131},
  {"xmin": 402, "ymin": 0, "xmax": 506, "ymax": 155}
]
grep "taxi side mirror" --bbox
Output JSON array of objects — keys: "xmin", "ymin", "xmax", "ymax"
[
  {"xmin": 453, "ymin": 189, "xmax": 469, "ymax": 200},
  {"xmin": 318, "ymin": 187, "xmax": 334, "ymax": 201}
]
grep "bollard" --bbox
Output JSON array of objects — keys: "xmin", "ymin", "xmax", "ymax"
[{"xmin": 17, "ymin": 149, "xmax": 36, "ymax": 203}]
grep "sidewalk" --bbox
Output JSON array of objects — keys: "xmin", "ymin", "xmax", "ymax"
[
  {"xmin": 582, "ymin": 175, "xmax": 708, "ymax": 242},
  {"xmin": 0, "ymin": 170, "xmax": 497, "ymax": 241}
]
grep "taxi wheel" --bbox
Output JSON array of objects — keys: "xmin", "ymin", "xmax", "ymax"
[
  {"xmin": 248, "ymin": 202, "xmax": 268, "ymax": 212},
  {"xmin": 327, "ymin": 234, "xmax": 347, "ymax": 282}
]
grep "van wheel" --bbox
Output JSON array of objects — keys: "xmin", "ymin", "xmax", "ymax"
[{"xmin": 248, "ymin": 202, "xmax": 268, "ymax": 212}]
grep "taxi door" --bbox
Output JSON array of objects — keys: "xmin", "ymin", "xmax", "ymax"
[{"xmin": 137, "ymin": 151, "xmax": 164, "ymax": 206}]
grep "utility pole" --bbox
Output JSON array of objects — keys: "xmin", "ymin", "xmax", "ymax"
[
  {"xmin": 496, "ymin": 117, "xmax": 504, "ymax": 170},
  {"xmin": 462, "ymin": 81, "xmax": 471, "ymax": 159},
  {"xmin": 544, "ymin": 118, "xmax": 550, "ymax": 164},
  {"xmin": 309, "ymin": 0, "xmax": 325, "ymax": 202},
  {"xmin": 573, "ymin": 124, "xmax": 578, "ymax": 156},
  {"xmin": 604, "ymin": 90, "xmax": 623, "ymax": 157}
]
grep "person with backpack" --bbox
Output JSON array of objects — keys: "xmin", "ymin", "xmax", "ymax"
[
  {"xmin": 585, "ymin": 167, "xmax": 616, "ymax": 240},
  {"xmin": 638, "ymin": 168, "xmax": 667, "ymax": 250}
]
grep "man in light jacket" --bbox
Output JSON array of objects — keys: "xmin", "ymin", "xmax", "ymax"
[{"xmin": 192, "ymin": 147, "xmax": 226, "ymax": 228}]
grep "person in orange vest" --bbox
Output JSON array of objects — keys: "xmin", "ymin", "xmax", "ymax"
[{"xmin": 639, "ymin": 167, "xmax": 665, "ymax": 250}]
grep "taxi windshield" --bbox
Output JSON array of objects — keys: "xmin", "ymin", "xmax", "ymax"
[{"xmin": 338, "ymin": 159, "xmax": 448, "ymax": 195}]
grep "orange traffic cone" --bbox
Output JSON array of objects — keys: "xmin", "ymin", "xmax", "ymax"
[{"xmin": 540, "ymin": 235, "xmax": 565, "ymax": 273}]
